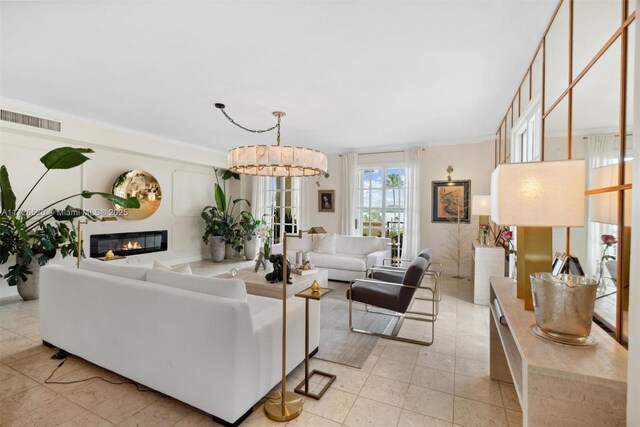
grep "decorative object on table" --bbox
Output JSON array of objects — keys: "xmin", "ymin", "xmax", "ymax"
[
  {"xmin": 472, "ymin": 194, "xmax": 492, "ymax": 242},
  {"xmin": 497, "ymin": 228, "xmax": 517, "ymax": 280},
  {"xmin": 295, "ymin": 251, "xmax": 302, "ymax": 266},
  {"xmin": 529, "ymin": 273, "xmax": 599, "ymax": 346},
  {"xmin": 491, "ymin": 160, "xmax": 585, "ymax": 310},
  {"xmin": 228, "ymin": 268, "xmax": 238, "ymax": 278},
  {"xmin": 239, "ymin": 211, "xmax": 263, "ymax": 261},
  {"xmin": 310, "ymin": 279, "xmax": 321, "ymax": 293},
  {"xmin": 201, "ymin": 167, "xmax": 249, "ymax": 263},
  {"xmin": 294, "ymin": 285, "xmax": 336, "ymax": 399},
  {"xmin": 112, "ymin": 169, "xmax": 162, "ymax": 220},
  {"xmin": 254, "ymin": 222, "xmax": 272, "ymax": 271},
  {"xmin": 265, "ymin": 254, "xmax": 293, "ymax": 284},
  {"xmin": 0, "ymin": 147, "xmax": 139, "ymax": 300},
  {"xmin": 291, "ymin": 262, "xmax": 316, "ymax": 276},
  {"xmin": 214, "ymin": 101, "xmax": 327, "ymax": 422},
  {"xmin": 105, "ymin": 250, "xmax": 115, "ymax": 260},
  {"xmin": 76, "ymin": 216, "xmax": 117, "ymax": 268},
  {"xmin": 597, "ymin": 234, "xmax": 617, "ymax": 292},
  {"xmin": 479, "ymin": 224, "xmax": 490, "ymax": 246},
  {"xmin": 318, "ymin": 189, "xmax": 335, "ymax": 212},
  {"xmin": 431, "ymin": 179, "xmax": 470, "ymax": 223}
]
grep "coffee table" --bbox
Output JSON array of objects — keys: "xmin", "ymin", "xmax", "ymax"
[{"xmin": 216, "ymin": 267, "xmax": 328, "ymax": 299}]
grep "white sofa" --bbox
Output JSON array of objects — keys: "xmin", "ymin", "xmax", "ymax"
[
  {"xmin": 39, "ymin": 261, "xmax": 319, "ymax": 426},
  {"xmin": 277, "ymin": 234, "xmax": 391, "ymax": 281}
]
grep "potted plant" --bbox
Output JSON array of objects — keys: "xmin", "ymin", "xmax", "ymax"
[
  {"xmin": 201, "ymin": 168, "xmax": 249, "ymax": 262},
  {"xmin": 0, "ymin": 147, "xmax": 140, "ymax": 300},
  {"xmin": 239, "ymin": 212, "xmax": 263, "ymax": 261}
]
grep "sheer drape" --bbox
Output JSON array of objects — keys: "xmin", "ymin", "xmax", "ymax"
[
  {"xmin": 402, "ymin": 148, "xmax": 422, "ymax": 258},
  {"xmin": 341, "ymin": 153, "xmax": 359, "ymax": 236},
  {"xmin": 251, "ymin": 176, "xmax": 267, "ymax": 221}
]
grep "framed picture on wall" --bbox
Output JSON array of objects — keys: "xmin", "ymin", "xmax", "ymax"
[
  {"xmin": 431, "ymin": 180, "xmax": 471, "ymax": 223},
  {"xmin": 318, "ymin": 190, "xmax": 335, "ymax": 212}
]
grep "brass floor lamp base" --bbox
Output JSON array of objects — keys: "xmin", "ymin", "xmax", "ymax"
[{"xmin": 263, "ymin": 391, "xmax": 303, "ymax": 421}]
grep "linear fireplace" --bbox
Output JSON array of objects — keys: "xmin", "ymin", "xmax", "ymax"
[{"xmin": 90, "ymin": 230, "xmax": 168, "ymax": 258}]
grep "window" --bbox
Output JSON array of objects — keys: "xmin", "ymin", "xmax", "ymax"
[
  {"xmin": 512, "ymin": 99, "xmax": 541, "ymax": 163},
  {"xmin": 357, "ymin": 167, "xmax": 406, "ymax": 257},
  {"xmin": 264, "ymin": 177, "xmax": 299, "ymax": 245}
]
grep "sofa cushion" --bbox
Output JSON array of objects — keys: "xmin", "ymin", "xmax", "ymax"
[
  {"xmin": 312, "ymin": 233, "xmax": 336, "ymax": 254},
  {"xmin": 153, "ymin": 260, "xmax": 192, "ymax": 274},
  {"xmin": 310, "ymin": 252, "xmax": 367, "ymax": 271},
  {"xmin": 146, "ymin": 269, "xmax": 247, "ymax": 302},
  {"xmin": 335, "ymin": 236, "xmax": 381, "ymax": 255},
  {"xmin": 80, "ymin": 258, "xmax": 151, "ymax": 281}
]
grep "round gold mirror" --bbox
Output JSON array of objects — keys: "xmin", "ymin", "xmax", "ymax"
[{"xmin": 112, "ymin": 170, "xmax": 162, "ymax": 220}]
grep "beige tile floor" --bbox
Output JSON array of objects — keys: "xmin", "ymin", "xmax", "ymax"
[{"xmin": 0, "ymin": 276, "xmax": 522, "ymax": 426}]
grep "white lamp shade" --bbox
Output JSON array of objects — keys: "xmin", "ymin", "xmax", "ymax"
[
  {"xmin": 471, "ymin": 195, "xmax": 491, "ymax": 216},
  {"xmin": 589, "ymin": 160, "xmax": 632, "ymax": 226},
  {"xmin": 490, "ymin": 160, "xmax": 585, "ymax": 227}
]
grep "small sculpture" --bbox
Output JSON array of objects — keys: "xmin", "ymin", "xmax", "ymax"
[{"xmin": 265, "ymin": 254, "xmax": 293, "ymax": 284}]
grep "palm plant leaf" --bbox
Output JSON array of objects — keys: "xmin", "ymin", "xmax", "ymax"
[
  {"xmin": 0, "ymin": 166, "xmax": 16, "ymax": 213},
  {"xmin": 80, "ymin": 191, "xmax": 140, "ymax": 208},
  {"xmin": 40, "ymin": 147, "xmax": 94, "ymax": 170}
]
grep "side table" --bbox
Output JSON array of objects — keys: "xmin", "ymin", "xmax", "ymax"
[{"xmin": 294, "ymin": 286, "xmax": 336, "ymax": 399}]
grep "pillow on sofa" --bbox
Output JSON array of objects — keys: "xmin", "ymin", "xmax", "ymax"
[
  {"xmin": 153, "ymin": 260, "xmax": 192, "ymax": 274},
  {"xmin": 313, "ymin": 233, "xmax": 336, "ymax": 254},
  {"xmin": 80, "ymin": 258, "xmax": 151, "ymax": 281},
  {"xmin": 145, "ymin": 269, "xmax": 247, "ymax": 302}
]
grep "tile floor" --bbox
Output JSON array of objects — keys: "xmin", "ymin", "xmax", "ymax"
[{"xmin": 0, "ymin": 276, "xmax": 522, "ymax": 426}]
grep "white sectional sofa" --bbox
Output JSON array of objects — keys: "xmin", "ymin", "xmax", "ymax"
[
  {"xmin": 39, "ymin": 260, "xmax": 319, "ymax": 426},
  {"xmin": 278, "ymin": 234, "xmax": 392, "ymax": 281}
]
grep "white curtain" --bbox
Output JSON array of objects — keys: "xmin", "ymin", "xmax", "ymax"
[
  {"xmin": 251, "ymin": 176, "xmax": 267, "ymax": 221},
  {"xmin": 341, "ymin": 153, "xmax": 359, "ymax": 236},
  {"xmin": 402, "ymin": 148, "xmax": 422, "ymax": 258},
  {"xmin": 586, "ymin": 134, "xmax": 618, "ymax": 276}
]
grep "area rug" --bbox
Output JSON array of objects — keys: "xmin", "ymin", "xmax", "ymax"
[{"xmin": 314, "ymin": 281, "xmax": 396, "ymax": 369}]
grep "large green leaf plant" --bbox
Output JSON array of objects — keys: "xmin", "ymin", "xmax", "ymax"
[
  {"xmin": 201, "ymin": 168, "xmax": 250, "ymax": 252},
  {"xmin": 0, "ymin": 147, "xmax": 140, "ymax": 286}
]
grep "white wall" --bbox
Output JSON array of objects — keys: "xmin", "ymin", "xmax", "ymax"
[
  {"xmin": 301, "ymin": 141, "xmax": 494, "ymax": 276},
  {"xmin": 0, "ymin": 100, "xmax": 228, "ymax": 294}
]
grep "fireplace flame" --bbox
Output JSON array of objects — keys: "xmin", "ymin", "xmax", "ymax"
[{"xmin": 121, "ymin": 241, "xmax": 143, "ymax": 250}]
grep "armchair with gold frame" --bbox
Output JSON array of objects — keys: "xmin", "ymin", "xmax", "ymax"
[{"xmin": 347, "ymin": 256, "xmax": 435, "ymax": 346}]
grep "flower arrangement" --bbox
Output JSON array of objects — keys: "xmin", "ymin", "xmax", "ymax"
[
  {"xmin": 255, "ymin": 223, "xmax": 272, "ymax": 258},
  {"xmin": 598, "ymin": 234, "xmax": 617, "ymax": 282},
  {"xmin": 498, "ymin": 229, "xmax": 517, "ymax": 256}
]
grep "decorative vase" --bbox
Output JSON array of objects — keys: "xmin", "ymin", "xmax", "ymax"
[
  {"xmin": 225, "ymin": 243, "xmax": 238, "ymax": 259},
  {"xmin": 244, "ymin": 237, "xmax": 259, "ymax": 261},
  {"xmin": 480, "ymin": 234, "xmax": 488, "ymax": 246},
  {"xmin": 209, "ymin": 236, "xmax": 225, "ymax": 263},
  {"xmin": 15, "ymin": 256, "xmax": 42, "ymax": 301}
]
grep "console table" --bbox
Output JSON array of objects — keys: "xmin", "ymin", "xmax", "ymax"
[
  {"xmin": 489, "ymin": 277, "xmax": 627, "ymax": 426},
  {"xmin": 471, "ymin": 240, "xmax": 505, "ymax": 305}
]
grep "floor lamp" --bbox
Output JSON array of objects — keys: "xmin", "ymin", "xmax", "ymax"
[
  {"xmin": 76, "ymin": 216, "xmax": 117, "ymax": 268},
  {"xmin": 491, "ymin": 160, "xmax": 585, "ymax": 310},
  {"xmin": 215, "ymin": 103, "xmax": 328, "ymax": 422}
]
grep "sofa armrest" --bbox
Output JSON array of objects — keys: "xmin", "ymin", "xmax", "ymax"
[{"xmin": 366, "ymin": 249, "xmax": 391, "ymax": 269}]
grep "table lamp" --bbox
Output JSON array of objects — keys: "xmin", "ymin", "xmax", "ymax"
[
  {"xmin": 491, "ymin": 160, "xmax": 585, "ymax": 310},
  {"xmin": 471, "ymin": 195, "xmax": 491, "ymax": 243}
]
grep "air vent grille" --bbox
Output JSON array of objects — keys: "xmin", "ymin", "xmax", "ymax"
[{"xmin": 0, "ymin": 109, "xmax": 61, "ymax": 132}]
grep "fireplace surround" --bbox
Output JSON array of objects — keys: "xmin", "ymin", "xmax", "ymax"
[{"xmin": 90, "ymin": 230, "xmax": 168, "ymax": 258}]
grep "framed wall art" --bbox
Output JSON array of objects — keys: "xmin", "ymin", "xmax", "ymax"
[
  {"xmin": 431, "ymin": 180, "xmax": 471, "ymax": 223},
  {"xmin": 318, "ymin": 189, "xmax": 335, "ymax": 212}
]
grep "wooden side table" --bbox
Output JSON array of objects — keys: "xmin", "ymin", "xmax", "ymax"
[{"xmin": 294, "ymin": 286, "xmax": 336, "ymax": 399}]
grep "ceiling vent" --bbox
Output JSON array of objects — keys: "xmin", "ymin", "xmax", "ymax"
[{"xmin": 0, "ymin": 109, "xmax": 61, "ymax": 132}]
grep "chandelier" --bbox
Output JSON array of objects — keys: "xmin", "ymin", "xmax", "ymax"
[{"xmin": 215, "ymin": 103, "xmax": 328, "ymax": 177}]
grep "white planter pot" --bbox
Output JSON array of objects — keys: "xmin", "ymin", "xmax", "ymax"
[
  {"xmin": 209, "ymin": 236, "xmax": 225, "ymax": 263},
  {"xmin": 225, "ymin": 243, "xmax": 237, "ymax": 259},
  {"xmin": 16, "ymin": 256, "xmax": 41, "ymax": 301},
  {"xmin": 244, "ymin": 238, "xmax": 259, "ymax": 261}
]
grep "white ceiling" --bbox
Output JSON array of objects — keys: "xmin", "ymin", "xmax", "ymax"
[{"xmin": 0, "ymin": 1, "xmax": 557, "ymax": 154}]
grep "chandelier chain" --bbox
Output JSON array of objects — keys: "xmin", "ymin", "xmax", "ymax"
[{"xmin": 217, "ymin": 107, "xmax": 280, "ymax": 134}]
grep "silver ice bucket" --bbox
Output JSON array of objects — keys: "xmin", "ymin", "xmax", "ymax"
[{"xmin": 529, "ymin": 273, "xmax": 599, "ymax": 346}]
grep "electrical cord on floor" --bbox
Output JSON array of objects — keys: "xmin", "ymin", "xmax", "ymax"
[{"xmin": 44, "ymin": 352, "xmax": 167, "ymax": 397}]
